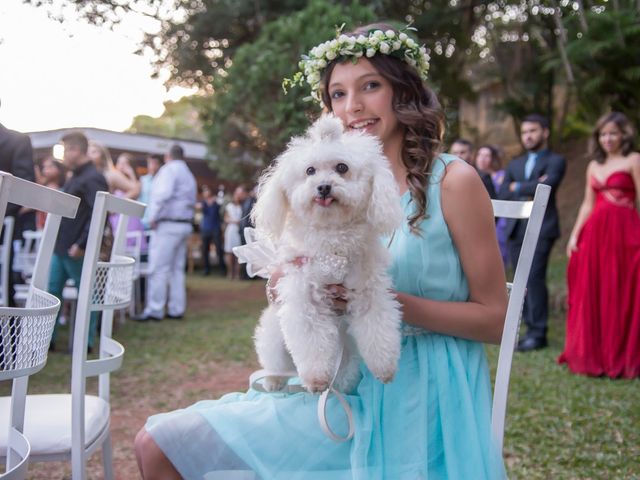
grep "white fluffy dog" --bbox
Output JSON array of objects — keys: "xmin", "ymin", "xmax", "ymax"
[{"xmin": 251, "ymin": 115, "xmax": 404, "ymax": 393}]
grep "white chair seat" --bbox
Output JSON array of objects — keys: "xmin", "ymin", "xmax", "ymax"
[{"xmin": 0, "ymin": 395, "xmax": 109, "ymax": 456}]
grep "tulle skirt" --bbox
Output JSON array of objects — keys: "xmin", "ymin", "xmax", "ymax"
[{"xmin": 146, "ymin": 332, "xmax": 506, "ymax": 479}]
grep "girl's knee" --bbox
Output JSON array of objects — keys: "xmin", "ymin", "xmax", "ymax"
[{"xmin": 134, "ymin": 428, "xmax": 154, "ymax": 458}]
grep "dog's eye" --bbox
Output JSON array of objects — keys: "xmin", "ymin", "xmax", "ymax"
[
  {"xmin": 306, "ymin": 166, "xmax": 316, "ymax": 176},
  {"xmin": 335, "ymin": 163, "xmax": 349, "ymax": 174}
]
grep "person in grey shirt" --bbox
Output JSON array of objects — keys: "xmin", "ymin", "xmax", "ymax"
[{"xmin": 137, "ymin": 144, "xmax": 196, "ymax": 321}]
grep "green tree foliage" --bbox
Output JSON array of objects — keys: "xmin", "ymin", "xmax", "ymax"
[
  {"xmin": 127, "ymin": 95, "xmax": 207, "ymax": 141},
  {"xmin": 25, "ymin": 0, "xmax": 640, "ymax": 179},
  {"xmin": 203, "ymin": 0, "xmax": 375, "ymax": 181},
  {"xmin": 548, "ymin": 1, "xmax": 640, "ymax": 133}
]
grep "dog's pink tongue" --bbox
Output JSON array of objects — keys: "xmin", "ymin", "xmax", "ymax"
[{"xmin": 315, "ymin": 197, "xmax": 334, "ymax": 207}]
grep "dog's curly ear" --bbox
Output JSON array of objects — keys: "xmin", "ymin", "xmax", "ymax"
[
  {"xmin": 251, "ymin": 159, "xmax": 289, "ymax": 239},
  {"xmin": 367, "ymin": 154, "xmax": 404, "ymax": 235},
  {"xmin": 308, "ymin": 114, "xmax": 344, "ymax": 142}
]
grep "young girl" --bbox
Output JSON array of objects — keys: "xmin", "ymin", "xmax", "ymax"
[
  {"xmin": 135, "ymin": 23, "xmax": 507, "ymax": 479},
  {"xmin": 559, "ymin": 111, "xmax": 640, "ymax": 378}
]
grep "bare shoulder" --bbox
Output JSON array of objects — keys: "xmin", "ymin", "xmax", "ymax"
[
  {"xmin": 441, "ymin": 159, "xmax": 492, "ymax": 224},
  {"xmin": 585, "ymin": 160, "xmax": 598, "ymax": 175},
  {"xmin": 628, "ymin": 152, "xmax": 640, "ymax": 167},
  {"xmin": 441, "ymin": 159, "xmax": 484, "ymax": 192}
]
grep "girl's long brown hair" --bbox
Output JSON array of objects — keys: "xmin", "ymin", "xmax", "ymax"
[{"xmin": 320, "ymin": 23, "xmax": 445, "ymax": 233}]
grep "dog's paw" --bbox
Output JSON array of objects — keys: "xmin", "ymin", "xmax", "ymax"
[
  {"xmin": 301, "ymin": 375, "xmax": 331, "ymax": 393},
  {"xmin": 370, "ymin": 364, "xmax": 397, "ymax": 384},
  {"xmin": 376, "ymin": 371, "xmax": 396, "ymax": 384},
  {"xmin": 263, "ymin": 375, "xmax": 288, "ymax": 392}
]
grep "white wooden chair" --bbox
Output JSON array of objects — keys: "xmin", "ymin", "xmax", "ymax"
[
  {"xmin": 133, "ymin": 230, "xmax": 154, "ymax": 316},
  {"xmin": 0, "ymin": 173, "xmax": 80, "ymax": 479},
  {"xmin": 11, "ymin": 230, "xmax": 44, "ymax": 307},
  {"xmin": 124, "ymin": 230, "xmax": 143, "ymax": 318},
  {"xmin": 0, "ymin": 218, "xmax": 14, "ymax": 308},
  {"xmin": 491, "ymin": 184, "xmax": 551, "ymax": 454},
  {"xmin": 0, "ymin": 192, "xmax": 144, "ymax": 479}
]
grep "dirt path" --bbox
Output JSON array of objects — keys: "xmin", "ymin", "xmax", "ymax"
[{"xmin": 27, "ymin": 280, "xmax": 266, "ymax": 479}]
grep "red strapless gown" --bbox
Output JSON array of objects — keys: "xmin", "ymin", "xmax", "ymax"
[{"xmin": 558, "ymin": 171, "xmax": 640, "ymax": 378}]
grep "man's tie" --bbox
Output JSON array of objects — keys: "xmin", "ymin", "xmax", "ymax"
[{"xmin": 524, "ymin": 152, "xmax": 537, "ymax": 180}]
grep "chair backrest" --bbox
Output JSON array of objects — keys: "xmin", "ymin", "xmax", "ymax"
[
  {"xmin": 0, "ymin": 172, "xmax": 79, "ymax": 478},
  {"xmin": 0, "ymin": 218, "xmax": 14, "ymax": 308},
  {"xmin": 15, "ymin": 231, "xmax": 42, "ymax": 280},
  {"xmin": 70, "ymin": 192, "xmax": 144, "ymax": 478},
  {"xmin": 491, "ymin": 184, "xmax": 551, "ymax": 453}
]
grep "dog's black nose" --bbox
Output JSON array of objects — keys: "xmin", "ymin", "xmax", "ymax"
[{"xmin": 317, "ymin": 184, "xmax": 332, "ymax": 198}]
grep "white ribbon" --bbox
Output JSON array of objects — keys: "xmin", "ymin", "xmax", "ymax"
[
  {"xmin": 232, "ymin": 227, "xmax": 276, "ymax": 279},
  {"xmin": 317, "ymin": 340, "xmax": 355, "ymax": 442}
]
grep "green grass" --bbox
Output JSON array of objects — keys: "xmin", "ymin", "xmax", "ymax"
[{"xmin": 3, "ymin": 263, "xmax": 639, "ymax": 479}]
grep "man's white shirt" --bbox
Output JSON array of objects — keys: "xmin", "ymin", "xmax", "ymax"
[{"xmin": 148, "ymin": 159, "xmax": 197, "ymax": 224}]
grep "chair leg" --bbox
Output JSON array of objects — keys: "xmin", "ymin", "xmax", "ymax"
[
  {"xmin": 102, "ymin": 431, "xmax": 114, "ymax": 480},
  {"xmin": 71, "ymin": 448, "xmax": 87, "ymax": 480},
  {"xmin": 67, "ymin": 299, "xmax": 78, "ymax": 353},
  {"xmin": 129, "ymin": 279, "xmax": 137, "ymax": 318}
]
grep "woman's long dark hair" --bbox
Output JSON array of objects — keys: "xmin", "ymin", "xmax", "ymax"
[
  {"xmin": 320, "ymin": 23, "xmax": 445, "ymax": 233},
  {"xmin": 475, "ymin": 144, "xmax": 503, "ymax": 173},
  {"xmin": 589, "ymin": 111, "xmax": 636, "ymax": 163}
]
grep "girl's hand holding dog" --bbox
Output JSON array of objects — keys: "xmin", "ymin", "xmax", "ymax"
[
  {"xmin": 266, "ymin": 258, "xmax": 348, "ymax": 314},
  {"xmin": 327, "ymin": 284, "xmax": 348, "ymax": 315},
  {"xmin": 266, "ymin": 257, "xmax": 310, "ymax": 304}
]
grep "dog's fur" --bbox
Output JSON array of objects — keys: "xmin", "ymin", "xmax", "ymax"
[{"xmin": 252, "ymin": 115, "xmax": 404, "ymax": 393}]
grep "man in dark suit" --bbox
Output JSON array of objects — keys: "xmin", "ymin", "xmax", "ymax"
[
  {"xmin": 450, "ymin": 138, "xmax": 496, "ymax": 198},
  {"xmin": 0, "ymin": 100, "xmax": 36, "ymax": 306},
  {"xmin": 499, "ymin": 114, "xmax": 566, "ymax": 351}
]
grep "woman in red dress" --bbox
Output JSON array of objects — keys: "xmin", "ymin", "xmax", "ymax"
[{"xmin": 559, "ymin": 112, "xmax": 640, "ymax": 378}]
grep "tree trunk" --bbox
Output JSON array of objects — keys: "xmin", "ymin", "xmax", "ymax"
[
  {"xmin": 611, "ymin": 0, "xmax": 626, "ymax": 46},
  {"xmin": 576, "ymin": 0, "xmax": 589, "ymax": 33},
  {"xmin": 550, "ymin": 1, "xmax": 575, "ymax": 85}
]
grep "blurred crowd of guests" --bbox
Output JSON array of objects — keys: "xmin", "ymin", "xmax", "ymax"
[
  {"xmin": 448, "ymin": 114, "xmax": 567, "ymax": 358},
  {"xmin": 1, "ymin": 103, "xmax": 638, "ymax": 378},
  {"xmin": 447, "ymin": 111, "xmax": 640, "ymax": 379},
  {"xmin": 0, "ymin": 105, "xmax": 257, "ymax": 348}
]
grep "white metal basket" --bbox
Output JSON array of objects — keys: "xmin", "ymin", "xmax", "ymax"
[
  {"xmin": 90, "ymin": 254, "xmax": 135, "ymax": 310},
  {"xmin": 0, "ymin": 287, "xmax": 60, "ymax": 380}
]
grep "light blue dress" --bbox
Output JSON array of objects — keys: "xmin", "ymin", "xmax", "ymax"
[{"xmin": 146, "ymin": 154, "xmax": 506, "ymax": 479}]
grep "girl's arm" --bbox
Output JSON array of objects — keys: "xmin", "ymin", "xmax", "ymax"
[
  {"xmin": 107, "ymin": 169, "xmax": 141, "ymax": 199},
  {"xmin": 566, "ymin": 161, "xmax": 596, "ymax": 257},
  {"xmin": 397, "ymin": 161, "xmax": 508, "ymax": 344}
]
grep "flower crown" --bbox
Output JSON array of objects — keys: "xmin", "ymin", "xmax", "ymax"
[{"xmin": 284, "ymin": 27, "xmax": 430, "ymax": 104}]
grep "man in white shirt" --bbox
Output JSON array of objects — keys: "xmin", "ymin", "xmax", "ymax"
[{"xmin": 137, "ymin": 144, "xmax": 197, "ymax": 321}]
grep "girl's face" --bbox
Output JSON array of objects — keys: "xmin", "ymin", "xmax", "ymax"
[
  {"xmin": 87, "ymin": 144, "xmax": 103, "ymax": 167},
  {"xmin": 41, "ymin": 159, "xmax": 59, "ymax": 181},
  {"xmin": 475, "ymin": 147, "xmax": 493, "ymax": 172},
  {"xmin": 327, "ymin": 58, "xmax": 403, "ymax": 148},
  {"xmin": 116, "ymin": 155, "xmax": 130, "ymax": 172},
  {"xmin": 598, "ymin": 121, "xmax": 623, "ymax": 155}
]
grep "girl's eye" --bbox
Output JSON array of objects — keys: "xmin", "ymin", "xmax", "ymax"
[
  {"xmin": 335, "ymin": 163, "xmax": 349, "ymax": 174},
  {"xmin": 364, "ymin": 81, "xmax": 380, "ymax": 90},
  {"xmin": 306, "ymin": 166, "xmax": 316, "ymax": 175},
  {"xmin": 330, "ymin": 90, "xmax": 344, "ymax": 100}
]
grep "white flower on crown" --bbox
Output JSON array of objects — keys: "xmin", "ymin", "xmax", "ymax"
[{"xmin": 284, "ymin": 26, "xmax": 431, "ymax": 105}]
